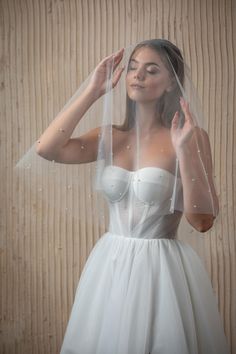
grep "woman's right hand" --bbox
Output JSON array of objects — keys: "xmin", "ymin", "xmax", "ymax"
[
  {"xmin": 36, "ymin": 48, "xmax": 125, "ymax": 163},
  {"xmin": 87, "ymin": 48, "xmax": 125, "ymax": 99}
]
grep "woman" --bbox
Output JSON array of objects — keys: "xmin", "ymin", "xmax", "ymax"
[{"xmin": 37, "ymin": 39, "xmax": 229, "ymax": 353}]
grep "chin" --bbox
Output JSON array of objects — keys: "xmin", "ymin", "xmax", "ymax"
[
  {"xmin": 127, "ymin": 94, "xmax": 156, "ymax": 104},
  {"xmin": 127, "ymin": 91, "xmax": 146, "ymax": 102}
]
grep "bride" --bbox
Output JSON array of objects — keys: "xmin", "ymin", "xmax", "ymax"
[{"xmin": 37, "ymin": 39, "xmax": 229, "ymax": 354}]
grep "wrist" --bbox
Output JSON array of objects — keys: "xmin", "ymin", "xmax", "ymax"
[
  {"xmin": 84, "ymin": 84, "xmax": 102, "ymax": 102},
  {"xmin": 175, "ymin": 145, "xmax": 191, "ymax": 159}
]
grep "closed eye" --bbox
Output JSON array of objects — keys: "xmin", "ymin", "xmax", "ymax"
[
  {"xmin": 128, "ymin": 65, "xmax": 137, "ymax": 71},
  {"xmin": 128, "ymin": 65, "xmax": 159, "ymax": 74},
  {"xmin": 147, "ymin": 70, "xmax": 159, "ymax": 74},
  {"xmin": 146, "ymin": 66, "xmax": 160, "ymax": 74},
  {"xmin": 128, "ymin": 67, "xmax": 159, "ymax": 75}
]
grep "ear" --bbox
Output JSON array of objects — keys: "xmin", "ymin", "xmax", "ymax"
[
  {"xmin": 166, "ymin": 81, "xmax": 177, "ymax": 93},
  {"xmin": 166, "ymin": 86, "xmax": 173, "ymax": 92}
]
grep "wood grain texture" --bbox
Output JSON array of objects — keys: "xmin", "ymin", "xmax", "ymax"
[{"xmin": 0, "ymin": 0, "xmax": 235, "ymax": 352}]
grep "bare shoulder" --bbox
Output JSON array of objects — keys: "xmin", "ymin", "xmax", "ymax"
[
  {"xmin": 77, "ymin": 126, "xmax": 102, "ymax": 146},
  {"xmin": 193, "ymin": 126, "xmax": 210, "ymax": 140},
  {"xmin": 111, "ymin": 124, "xmax": 129, "ymax": 143},
  {"xmin": 112, "ymin": 124, "xmax": 126, "ymax": 135}
]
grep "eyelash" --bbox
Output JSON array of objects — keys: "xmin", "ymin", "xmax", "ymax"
[
  {"xmin": 128, "ymin": 67, "xmax": 158, "ymax": 74},
  {"xmin": 147, "ymin": 70, "xmax": 158, "ymax": 74}
]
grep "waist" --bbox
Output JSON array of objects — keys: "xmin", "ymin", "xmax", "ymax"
[
  {"xmin": 107, "ymin": 214, "xmax": 181, "ymax": 240},
  {"xmin": 107, "ymin": 230, "xmax": 177, "ymax": 240}
]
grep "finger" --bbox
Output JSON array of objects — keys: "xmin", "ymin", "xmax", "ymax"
[
  {"xmin": 96, "ymin": 49, "xmax": 124, "ymax": 76},
  {"xmin": 179, "ymin": 97, "xmax": 194, "ymax": 124},
  {"xmin": 109, "ymin": 48, "xmax": 124, "ymax": 64},
  {"xmin": 114, "ymin": 48, "xmax": 125, "ymax": 57},
  {"xmin": 112, "ymin": 49, "xmax": 125, "ymax": 69},
  {"xmin": 112, "ymin": 67, "xmax": 125, "ymax": 88},
  {"xmin": 171, "ymin": 111, "xmax": 179, "ymax": 131},
  {"xmin": 179, "ymin": 96, "xmax": 188, "ymax": 113},
  {"xmin": 99, "ymin": 52, "xmax": 116, "ymax": 67},
  {"xmin": 115, "ymin": 48, "xmax": 124, "ymax": 56}
]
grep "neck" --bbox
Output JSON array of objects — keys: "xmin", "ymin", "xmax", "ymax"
[{"xmin": 134, "ymin": 102, "xmax": 162, "ymax": 133}]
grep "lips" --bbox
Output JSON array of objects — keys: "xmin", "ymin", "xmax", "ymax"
[{"xmin": 130, "ymin": 84, "xmax": 144, "ymax": 89}]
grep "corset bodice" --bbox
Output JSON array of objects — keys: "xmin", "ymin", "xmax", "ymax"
[{"xmin": 100, "ymin": 165, "xmax": 183, "ymax": 239}]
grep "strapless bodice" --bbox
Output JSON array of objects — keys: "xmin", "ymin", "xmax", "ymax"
[{"xmin": 100, "ymin": 165, "xmax": 183, "ymax": 240}]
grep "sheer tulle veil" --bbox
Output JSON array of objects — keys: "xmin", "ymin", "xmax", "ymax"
[{"xmin": 15, "ymin": 39, "xmax": 219, "ymax": 266}]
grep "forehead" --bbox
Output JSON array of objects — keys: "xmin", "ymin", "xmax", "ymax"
[{"xmin": 131, "ymin": 47, "xmax": 165, "ymax": 67}]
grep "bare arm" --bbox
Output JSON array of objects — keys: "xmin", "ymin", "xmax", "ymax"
[
  {"xmin": 37, "ymin": 48, "xmax": 124, "ymax": 164},
  {"xmin": 177, "ymin": 129, "xmax": 219, "ymax": 232},
  {"xmin": 36, "ymin": 87, "xmax": 101, "ymax": 163},
  {"xmin": 171, "ymin": 98, "xmax": 219, "ymax": 232}
]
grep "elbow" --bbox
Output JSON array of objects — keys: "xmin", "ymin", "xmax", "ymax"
[
  {"xmin": 36, "ymin": 143, "xmax": 43, "ymax": 156},
  {"xmin": 195, "ymin": 219, "xmax": 214, "ymax": 233},
  {"xmin": 185, "ymin": 214, "xmax": 215, "ymax": 233},
  {"xmin": 36, "ymin": 143, "xmax": 56, "ymax": 161}
]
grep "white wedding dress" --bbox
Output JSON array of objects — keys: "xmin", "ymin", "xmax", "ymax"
[{"xmin": 60, "ymin": 165, "xmax": 230, "ymax": 354}]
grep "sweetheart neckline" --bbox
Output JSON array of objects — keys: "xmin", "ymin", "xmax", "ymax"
[{"xmin": 105, "ymin": 165, "xmax": 179, "ymax": 179}]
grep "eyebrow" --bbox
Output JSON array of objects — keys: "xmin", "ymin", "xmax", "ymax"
[{"xmin": 130, "ymin": 59, "xmax": 161, "ymax": 67}]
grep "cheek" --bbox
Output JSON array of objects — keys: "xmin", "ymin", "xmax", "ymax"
[
  {"xmin": 126, "ymin": 78, "xmax": 130, "ymax": 95},
  {"xmin": 126, "ymin": 72, "xmax": 132, "ymax": 82},
  {"xmin": 125, "ymin": 74, "xmax": 131, "ymax": 88},
  {"xmin": 126, "ymin": 74, "xmax": 134, "ymax": 95},
  {"xmin": 148, "ymin": 77, "xmax": 169, "ymax": 94}
]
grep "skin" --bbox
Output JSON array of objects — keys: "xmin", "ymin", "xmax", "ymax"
[
  {"xmin": 37, "ymin": 47, "xmax": 218, "ymax": 232},
  {"xmin": 126, "ymin": 48, "xmax": 173, "ymax": 104}
]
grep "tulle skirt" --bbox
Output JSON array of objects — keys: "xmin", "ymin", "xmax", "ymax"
[{"xmin": 60, "ymin": 232, "xmax": 230, "ymax": 354}]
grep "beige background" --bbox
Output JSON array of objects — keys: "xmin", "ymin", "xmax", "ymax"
[{"xmin": 0, "ymin": 0, "xmax": 235, "ymax": 353}]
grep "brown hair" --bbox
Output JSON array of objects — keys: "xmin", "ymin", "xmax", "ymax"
[{"xmin": 119, "ymin": 39, "xmax": 184, "ymax": 130}]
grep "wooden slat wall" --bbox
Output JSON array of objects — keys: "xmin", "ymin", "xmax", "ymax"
[{"xmin": 0, "ymin": 0, "xmax": 235, "ymax": 353}]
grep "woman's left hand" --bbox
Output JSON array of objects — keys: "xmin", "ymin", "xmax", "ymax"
[{"xmin": 170, "ymin": 97, "xmax": 196, "ymax": 154}]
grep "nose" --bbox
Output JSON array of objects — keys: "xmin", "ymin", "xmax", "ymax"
[{"xmin": 134, "ymin": 67, "xmax": 145, "ymax": 81}]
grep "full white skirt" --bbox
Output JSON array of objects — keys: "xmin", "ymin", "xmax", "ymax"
[{"xmin": 60, "ymin": 233, "xmax": 230, "ymax": 354}]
